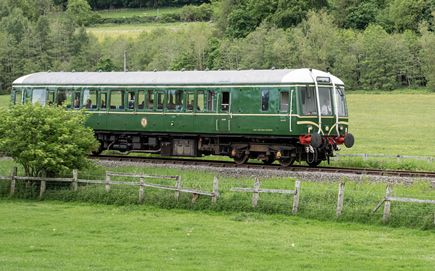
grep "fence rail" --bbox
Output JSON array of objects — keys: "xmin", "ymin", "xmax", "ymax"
[{"xmin": 334, "ymin": 153, "xmax": 433, "ymax": 163}]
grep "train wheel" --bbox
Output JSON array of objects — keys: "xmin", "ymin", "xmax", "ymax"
[
  {"xmin": 278, "ymin": 158, "xmax": 295, "ymax": 167},
  {"xmin": 92, "ymin": 140, "xmax": 104, "ymax": 156},
  {"xmin": 307, "ymin": 160, "xmax": 322, "ymax": 167},
  {"xmin": 233, "ymin": 154, "xmax": 249, "ymax": 164}
]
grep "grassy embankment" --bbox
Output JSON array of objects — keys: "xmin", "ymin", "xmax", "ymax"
[{"xmin": 1, "ymin": 199, "xmax": 435, "ymax": 270}]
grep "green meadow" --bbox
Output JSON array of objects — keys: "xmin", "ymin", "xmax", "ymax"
[
  {"xmin": 87, "ymin": 22, "xmax": 200, "ymax": 40},
  {"xmin": 343, "ymin": 93, "xmax": 435, "ymax": 158},
  {"xmin": 99, "ymin": 7, "xmax": 179, "ymax": 18},
  {"xmin": 1, "ymin": 199, "xmax": 435, "ymax": 270}
]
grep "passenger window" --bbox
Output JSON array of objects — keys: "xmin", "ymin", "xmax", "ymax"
[
  {"xmin": 137, "ymin": 90, "xmax": 145, "ymax": 110},
  {"xmin": 100, "ymin": 92, "xmax": 107, "ymax": 109},
  {"xmin": 48, "ymin": 91, "xmax": 55, "ymax": 106},
  {"xmin": 15, "ymin": 91, "xmax": 22, "ymax": 105},
  {"xmin": 335, "ymin": 87, "xmax": 347, "ymax": 117},
  {"xmin": 32, "ymin": 89, "xmax": 46, "ymax": 105},
  {"xmin": 127, "ymin": 92, "xmax": 135, "ymax": 110},
  {"xmin": 301, "ymin": 86, "xmax": 317, "ymax": 115},
  {"xmin": 83, "ymin": 89, "xmax": 97, "ymax": 109},
  {"xmin": 147, "ymin": 90, "xmax": 154, "ymax": 110},
  {"xmin": 110, "ymin": 90, "xmax": 125, "ymax": 110},
  {"xmin": 73, "ymin": 92, "xmax": 81, "ymax": 109},
  {"xmin": 186, "ymin": 92, "xmax": 194, "ymax": 111},
  {"xmin": 157, "ymin": 92, "xmax": 164, "ymax": 111},
  {"xmin": 280, "ymin": 92, "xmax": 289, "ymax": 112},
  {"xmin": 167, "ymin": 90, "xmax": 183, "ymax": 111},
  {"xmin": 261, "ymin": 89, "xmax": 269, "ymax": 111},
  {"xmin": 206, "ymin": 90, "xmax": 214, "ymax": 111},
  {"xmin": 197, "ymin": 90, "xmax": 204, "ymax": 111},
  {"xmin": 57, "ymin": 90, "xmax": 72, "ymax": 107},
  {"xmin": 221, "ymin": 92, "xmax": 229, "ymax": 111}
]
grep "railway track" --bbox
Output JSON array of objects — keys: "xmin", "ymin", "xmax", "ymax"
[{"xmin": 88, "ymin": 155, "xmax": 435, "ymax": 178}]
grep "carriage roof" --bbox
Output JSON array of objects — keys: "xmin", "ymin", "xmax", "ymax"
[{"xmin": 13, "ymin": 68, "xmax": 344, "ymax": 86}]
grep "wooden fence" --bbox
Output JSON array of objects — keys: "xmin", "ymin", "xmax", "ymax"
[
  {"xmin": 370, "ymin": 185, "xmax": 435, "ymax": 223},
  {"xmin": 334, "ymin": 153, "xmax": 433, "ymax": 163},
  {"xmin": 1, "ymin": 168, "xmax": 219, "ymax": 205},
  {"xmin": 2, "ymin": 168, "xmax": 435, "ymax": 224}
]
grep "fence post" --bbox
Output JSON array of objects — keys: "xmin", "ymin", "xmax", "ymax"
[
  {"xmin": 10, "ymin": 167, "xmax": 17, "ymax": 195},
  {"xmin": 292, "ymin": 181, "xmax": 300, "ymax": 214},
  {"xmin": 174, "ymin": 175, "xmax": 181, "ymax": 200},
  {"xmin": 334, "ymin": 154, "xmax": 338, "ymax": 163},
  {"xmin": 252, "ymin": 177, "xmax": 260, "ymax": 207},
  {"xmin": 336, "ymin": 182, "xmax": 345, "ymax": 216},
  {"xmin": 139, "ymin": 172, "xmax": 144, "ymax": 204},
  {"xmin": 383, "ymin": 185, "xmax": 392, "ymax": 223},
  {"xmin": 73, "ymin": 169, "xmax": 78, "ymax": 192},
  {"xmin": 105, "ymin": 172, "xmax": 111, "ymax": 192},
  {"xmin": 363, "ymin": 154, "xmax": 368, "ymax": 161},
  {"xmin": 40, "ymin": 170, "xmax": 46, "ymax": 197},
  {"xmin": 397, "ymin": 155, "xmax": 402, "ymax": 162},
  {"xmin": 212, "ymin": 176, "xmax": 219, "ymax": 205}
]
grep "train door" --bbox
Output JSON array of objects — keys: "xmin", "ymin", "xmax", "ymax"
[
  {"xmin": 154, "ymin": 90, "xmax": 166, "ymax": 131},
  {"xmin": 14, "ymin": 89, "xmax": 23, "ymax": 105},
  {"xmin": 279, "ymin": 89, "xmax": 295, "ymax": 133},
  {"xmin": 183, "ymin": 91, "xmax": 195, "ymax": 131},
  {"xmin": 193, "ymin": 89, "xmax": 212, "ymax": 133},
  {"xmin": 47, "ymin": 90, "xmax": 55, "ymax": 106},
  {"xmin": 99, "ymin": 91, "xmax": 108, "ymax": 130},
  {"xmin": 217, "ymin": 89, "xmax": 231, "ymax": 132}
]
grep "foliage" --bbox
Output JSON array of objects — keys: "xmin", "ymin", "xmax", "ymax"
[
  {"xmin": 67, "ymin": 0, "xmax": 102, "ymax": 26},
  {"xmin": 95, "ymin": 56, "xmax": 118, "ymax": 71},
  {"xmin": 0, "ymin": 102, "xmax": 98, "ymax": 177}
]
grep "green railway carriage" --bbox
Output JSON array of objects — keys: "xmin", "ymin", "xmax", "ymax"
[{"xmin": 11, "ymin": 68, "xmax": 354, "ymax": 167}]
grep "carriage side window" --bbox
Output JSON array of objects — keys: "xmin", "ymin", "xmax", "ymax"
[
  {"xmin": 197, "ymin": 90, "xmax": 204, "ymax": 111},
  {"xmin": 32, "ymin": 89, "xmax": 46, "ymax": 105},
  {"xmin": 157, "ymin": 92, "xmax": 164, "ymax": 110},
  {"xmin": 167, "ymin": 89, "xmax": 183, "ymax": 111},
  {"xmin": 301, "ymin": 86, "xmax": 317, "ymax": 115},
  {"xmin": 83, "ymin": 89, "xmax": 97, "ymax": 109},
  {"xmin": 110, "ymin": 90, "xmax": 125, "ymax": 110},
  {"xmin": 73, "ymin": 92, "xmax": 81, "ymax": 109},
  {"xmin": 206, "ymin": 90, "xmax": 214, "ymax": 111},
  {"xmin": 280, "ymin": 92, "xmax": 289, "ymax": 112},
  {"xmin": 48, "ymin": 91, "xmax": 55, "ymax": 106},
  {"xmin": 57, "ymin": 89, "xmax": 72, "ymax": 107},
  {"xmin": 186, "ymin": 92, "xmax": 194, "ymax": 111},
  {"xmin": 147, "ymin": 90, "xmax": 154, "ymax": 110},
  {"xmin": 137, "ymin": 90, "xmax": 145, "ymax": 110},
  {"xmin": 100, "ymin": 92, "xmax": 107, "ymax": 109},
  {"xmin": 221, "ymin": 92, "xmax": 229, "ymax": 111},
  {"xmin": 319, "ymin": 87, "xmax": 332, "ymax": 116},
  {"xmin": 335, "ymin": 87, "xmax": 347, "ymax": 116},
  {"xmin": 261, "ymin": 89, "xmax": 269, "ymax": 111},
  {"xmin": 15, "ymin": 91, "xmax": 22, "ymax": 105},
  {"xmin": 127, "ymin": 92, "xmax": 136, "ymax": 110}
]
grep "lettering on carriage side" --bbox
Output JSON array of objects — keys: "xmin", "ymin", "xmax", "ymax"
[
  {"xmin": 280, "ymin": 119, "xmax": 286, "ymax": 122},
  {"xmin": 141, "ymin": 118, "xmax": 148, "ymax": 128},
  {"xmin": 253, "ymin": 129, "xmax": 273, "ymax": 131}
]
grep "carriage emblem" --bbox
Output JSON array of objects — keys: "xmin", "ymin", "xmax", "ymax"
[{"xmin": 141, "ymin": 117, "xmax": 147, "ymax": 128}]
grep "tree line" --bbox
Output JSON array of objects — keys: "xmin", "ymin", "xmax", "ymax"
[{"xmin": 2, "ymin": 0, "xmax": 435, "ymax": 92}]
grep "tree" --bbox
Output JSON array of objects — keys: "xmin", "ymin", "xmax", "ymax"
[
  {"xmin": 0, "ymin": 102, "xmax": 98, "ymax": 177},
  {"xmin": 95, "ymin": 56, "xmax": 118, "ymax": 71},
  {"xmin": 345, "ymin": 0, "xmax": 378, "ymax": 30},
  {"xmin": 389, "ymin": 0, "xmax": 425, "ymax": 32},
  {"xmin": 67, "ymin": 0, "xmax": 101, "ymax": 26}
]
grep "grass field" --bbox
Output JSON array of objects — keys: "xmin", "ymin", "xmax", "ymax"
[
  {"xmin": 344, "ymin": 93, "xmax": 435, "ymax": 158},
  {"xmin": 87, "ymin": 22, "xmax": 199, "ymax": 40},
  {"xmin": 99, "ymin": 7, "xmax": 179, "ymax": 19},
  {"xmin": 1, "ymin": 199, "xmax": 435, "ymax": 270}
]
